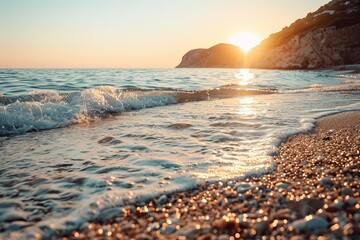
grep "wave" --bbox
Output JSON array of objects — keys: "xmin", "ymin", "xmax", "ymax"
[
  {"xmin": 0, "ymin": 86, "xmax": 274, "ymax": 136},
  {"xmin": 280, "ymin": 83, "xmax": 360, "ymax": 94},
  {"xmin": 0, "ymin": 87, "xmax": 176, "ymax": 136},
  {"xmin": 1, "ymin": 82, "xmax": 358, "ymax": 136}
]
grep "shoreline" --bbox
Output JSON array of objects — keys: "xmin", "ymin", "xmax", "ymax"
[
  {"xmin": 327, "ymin": 64, "xmax": 360, "ymax": 73},
  {"xmin": 61, "ymin": 111, "xmax": 360, "ymax": 239}
]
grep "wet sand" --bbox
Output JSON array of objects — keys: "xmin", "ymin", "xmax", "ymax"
[{"xmin": 63, "ymin": 111, "xmax": 360, "ymax": 239}]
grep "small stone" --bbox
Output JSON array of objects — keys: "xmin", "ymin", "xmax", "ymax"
[
  {"xmin": 276, "ymin": 182, "xmax": 291, "ymax": 189},
  {"xmin": 95, "ymin": 208, "xmax": 122, "ymax": 223},
  {"xmin": 98, "ymin": 136, "xmax": 114, "ymax": 144},
  {"xmin": 289, "ymin": 198, "xmax": 324, "ymax": 217},
  {"xmin": 218, "ymin": 234, "xmax": 230, "ymax": 240},
  {"xmin": 213, "ymin": 218, "xmax": 238, "ymax": 231},
  {"xmin": 235, "ymin": 183, "xmax": 251, "ymax": 193},
  {"xmin": 343, "ymin": 223, "xmax": 354, "ymax": 236},
  {"xmin": 326, "ymin": 201, "xmax": 344, "ymax": 212},
  {"xmin": 238, "ymin": 195, "xmax": 246, "ymax": 201},
  {"xmin": 254, "ymin": 220, "xmax": 269, "ymax": 234},
  {"xmin": 273, "ymin": 208, "xmax": 292, "ymax": 219},
  {"xmin": 160, "ymin": 225, "xmax": 176, "ymax": 234},
  {"xmin": 341, "ymin": 187, "xmax": 353, "ymax": 196},
  {"xmin": 110, "ymin": 139, "xmax": 122, "ymax": 144},
  {"xmin": 274, "ymin": 192, "xmax": 282, "ymax": 199},
  {"xmin": 290, "ymin": 235, "xmax": 304, "ymax": 240},
  {"xmin": 303, "ymin": 169, "xmax": 314, "ymax": 178},
  {"xmin": 354, "ymin": 213, "xmax": 360, "ymax": 222},
  {"xmin": 318, "ymin": 177, "xmax": 333, "ymax": 186},
  {"xmin": 155, "ymin": 195, "xmax": 167, "ymax": 206},
  {"xmin": 257, "ymin": 184, "xmax": 269, "ymax": 191},
  {"xmin": 175, "ymin": 223, "xmax": 200, "ymax": 237},
  {"xmin": 345, "ymin": 197, "xmax": 358, "ymax": 206},
  {"xmin": 291, "ymin": 216, "xmax": 328, "ymax": 233}
]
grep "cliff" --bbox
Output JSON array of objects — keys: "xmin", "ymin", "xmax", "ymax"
[
  {"xmin": 250, "ymin": 24, "xmax": 360, "ymax": 69},
  {"xmin": 176, "ymin": 0, "xmax": 360, "ymax": 69}
]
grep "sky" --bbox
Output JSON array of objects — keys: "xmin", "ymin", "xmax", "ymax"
[{"xmin": 0, "ymin": 0, "xmax": 330, "ymax": 68}]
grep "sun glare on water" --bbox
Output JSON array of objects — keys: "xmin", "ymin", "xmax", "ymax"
[
  {"xmin": 235, "ymin": 68, "xmax": 254, "ymax": 85},
  {"xmin": 228, "ymin": 32, "xmax": 261, "ymax": 53}
]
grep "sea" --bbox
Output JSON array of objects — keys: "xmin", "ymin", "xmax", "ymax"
[{"xmin": 0, "ymin": 68, "xmax": 359, "ymax": 238}]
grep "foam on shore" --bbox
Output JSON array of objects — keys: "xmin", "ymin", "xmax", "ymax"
[{"xmin": 59, "ymin": 111, "xmax": 360, "ymax": 239}]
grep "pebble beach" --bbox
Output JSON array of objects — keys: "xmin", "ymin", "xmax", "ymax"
[{"xmin": 61, "ymin": 111, "xmax": 360, "ymax": 239}]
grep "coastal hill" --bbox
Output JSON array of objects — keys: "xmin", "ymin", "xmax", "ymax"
[
  {"xmin": 176, "ymin": 43, "xmax": 244, "ymax": 68},
  {"xmin": 176, "ymin": 0, "xmax": 360, "ymax": 69}
]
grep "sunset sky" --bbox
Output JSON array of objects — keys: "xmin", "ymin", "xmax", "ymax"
[{"xmin": 0, "ymin": 0, "xmax": 330, "ymax": 68}]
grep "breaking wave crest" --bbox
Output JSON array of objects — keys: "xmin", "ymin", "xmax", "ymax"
[
  {"xmin": 0, "ymin": 86, "xmax": 274, "ymax": 136},
  {"xmin": 0, "ymin": 86, "xmax": 177, "ymax": 136}
]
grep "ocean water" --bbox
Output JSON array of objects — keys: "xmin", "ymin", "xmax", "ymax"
[{"xmin": 0, "ymin": 68, "xmax": 359, "ymax": 238}]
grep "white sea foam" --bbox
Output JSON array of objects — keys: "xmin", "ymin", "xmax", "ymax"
[{"xmin": 0, "ymin": 86, "xmax": 177, "ymax": 136}]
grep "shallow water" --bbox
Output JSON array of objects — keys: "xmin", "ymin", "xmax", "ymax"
[{"xmin": 0, "ymin": 68, "xmax": 359, "ymax": 238}]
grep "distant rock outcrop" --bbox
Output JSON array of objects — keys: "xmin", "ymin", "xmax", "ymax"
[
  {"xmin": 176, "ymin": 0, "xmax": 360, "ymax": 69},
  {"xmin": 176, "ymin": 43, "xmax": 244, "ymax": 68}
]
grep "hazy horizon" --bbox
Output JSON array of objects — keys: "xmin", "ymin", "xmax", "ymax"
[{"xmin": 1, "ymin": 0, "xmax": 330, "ymax": 68}]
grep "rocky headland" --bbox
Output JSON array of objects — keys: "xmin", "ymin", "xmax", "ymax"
[
  {"xmin": 176, "ymin": 43, "xmax": 244, "ymax": 68},
  {"xmin": 176, "ymin": 0, "xmax": 360, "ymax": 69}
]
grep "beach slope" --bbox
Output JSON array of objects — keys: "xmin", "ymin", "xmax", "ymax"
[{"xmin": 64, "ymin": 112, "xmax": 360, "ymax": 239}]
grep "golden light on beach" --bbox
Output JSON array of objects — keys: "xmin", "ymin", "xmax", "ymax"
[{"xmin": 228, "ymin": 32, "xmax": 261, "ymax": 53}]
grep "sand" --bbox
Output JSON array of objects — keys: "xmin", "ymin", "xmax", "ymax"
[{"xmin": 63, "ymin": 111, "xmax": 360, "ymax": 239}]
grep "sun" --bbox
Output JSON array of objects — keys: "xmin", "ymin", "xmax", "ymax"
[{"xmin": 228, "ymin": 32, "xmax": 261, "ymax": 53}]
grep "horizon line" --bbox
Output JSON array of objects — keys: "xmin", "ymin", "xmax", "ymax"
[{"xmin": 0, "ymin": 66, "xmax": 264, "ymax": 70}]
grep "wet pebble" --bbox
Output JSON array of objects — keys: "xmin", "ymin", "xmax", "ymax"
[
  {"xmin": 289, "ymin": 198, "xmax": 324, "ymax": 217},
  {"xmin": 95, "ymin": 208, "xmax": 122, "ymax": 223},
  {"xmin": 343, "ymin": 223, "xmax": 354, "ymax": 236},
  {"xmin": 318, "ymin": 177, "xmax": 333, "ymax": 186},
  {"xmin": 326, "ymin": 201, "xmax": 344, "ymax": 212},
  {"xmin": 273, "ymin": 208, "xmax": 292, "ymax": 219},
  {"xmin": 98, "ymin": 136, "xmax": 114, "ymax": 144},
  {"xmin": 276, "ymin": 182, "xmax": 291, "ymax": 189},
  {"xmin": 160, "ymin": 225, "xmax": 176, "ymax": 234},
  {"xmin": 175, "ymin": 223, "xmax": 200, "ymax": 237},
  {"xmin": 218, "ymin": 234, "xmax": 230, "ymax": 240},
  {"xmin": 291, "ymin": 216, "xmax": 328, "ymax": 233},
  {"xmin": 341, "ymin": 187, "xmax": 353, "ymax": 196},
  {"xmin": 212, "ymin": 217, "xmax": 238, "ymax": 231},
  {"xmin": 254, "ymin": 220, "xmax": 269, "ymax": 234},
  {"xmin": 155, "ymin": 195, "xmax": 168, "ymax": 206},
  {"xmin": 235, "ymin": 183, "xmax": 251, "ymax": 193}
]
